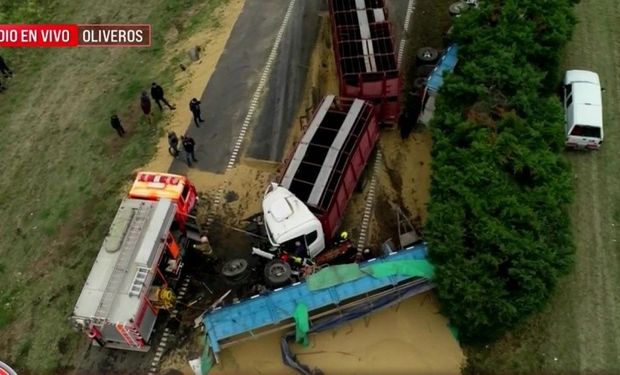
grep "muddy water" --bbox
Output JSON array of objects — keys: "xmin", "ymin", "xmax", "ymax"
[{"xmin": 211, "ymin": 293, "xmax": 463, "ymax": 375}]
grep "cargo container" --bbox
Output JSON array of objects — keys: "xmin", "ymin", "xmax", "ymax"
[{"xmin": 329, "ymin": 0, "xmax": 401, "ymax": 124}]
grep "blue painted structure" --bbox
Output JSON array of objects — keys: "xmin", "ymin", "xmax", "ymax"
[
  {"xmin": 426, "ymin": 44, "xmax": 459, "ymax": 92},
  {"xmin": 203, "ymin": 243, "xmax": 430, "ymax": 354}
]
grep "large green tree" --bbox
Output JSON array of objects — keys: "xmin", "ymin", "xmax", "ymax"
[{"xmin": 426, "ymin": 0, "xmax": 576, "ymax": 344}]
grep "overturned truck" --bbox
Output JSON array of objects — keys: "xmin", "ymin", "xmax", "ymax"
[{"xmin": 262, "ymin": 95, "xmax": 379, "ymax": 261}]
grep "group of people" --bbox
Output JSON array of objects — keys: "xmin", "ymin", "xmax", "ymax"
[
  {"xmin": 167, "ymin": 130, "xmax": 198, "ymax": 166},
  {"xmin": 108, "ymin": 80, "xmax": 206, "ymax": 167},
  {"xmin": 0, "ymin": 55, "xmax": 14, "ymax": 92}
]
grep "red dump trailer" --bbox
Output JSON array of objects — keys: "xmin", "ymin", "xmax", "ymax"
[
  {"xmin": 329, "ymin": 0, "xmax": 401, "ymax": 124},
  {"xmin": 263, "ymin": 95, "xmax": 378, "ymax": 257}
]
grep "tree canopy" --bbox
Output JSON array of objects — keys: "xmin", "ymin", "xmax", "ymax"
[{"xmin": 426, "ymin": 0, "xmax": 577, "ymax": 344}]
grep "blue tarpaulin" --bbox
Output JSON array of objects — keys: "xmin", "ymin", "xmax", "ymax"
[{"xmin": 426, "ymin": 44, "xmax": 459, "ymax": 92}]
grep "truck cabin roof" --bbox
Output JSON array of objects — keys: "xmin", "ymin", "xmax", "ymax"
[
  {"xmin": 280, "ymin": 96, "xmax": 374, "ymax": 213},
  {"xmin": 129, "ymin": 172, "xmax": 190, "ymax": 203}
]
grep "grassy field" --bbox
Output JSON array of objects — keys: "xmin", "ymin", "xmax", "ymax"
[
  {"xmin": 465, "ymin": 0, "xmax": 620, "ymax": 373},
  {"xmin": 0, "ymin": 0, "xmax": 226, "ymax": 372}
]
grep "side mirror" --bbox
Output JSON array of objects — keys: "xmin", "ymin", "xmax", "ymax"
[{"xmin": 601, "ymin": 87, "xmax": 606, "ymax": 93}]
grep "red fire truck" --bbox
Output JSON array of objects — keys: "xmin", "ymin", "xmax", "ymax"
[{"xmin": 70, "ymin": 172, "xmax": 199, "ymax": 351}]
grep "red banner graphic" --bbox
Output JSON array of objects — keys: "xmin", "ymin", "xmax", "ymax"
[{"xmin": 0, "ymin": 24, "xmax": 151, "ymax": 47}]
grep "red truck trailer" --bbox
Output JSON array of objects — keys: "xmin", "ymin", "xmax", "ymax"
[
  {"xmin": 262, "ymin": 95, "xmax": 379, "ymax": 258},
  {"xmin": 329, "ymin": 0, "xmax": 401, "ymax": 124}
]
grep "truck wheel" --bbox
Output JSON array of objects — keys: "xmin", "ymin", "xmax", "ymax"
[
  {"xmin": 449, "ymin": 2, "xmax": 469, "ymax": 17},
  {"xmin": 413, "ymin": 77, "xmax": 427, "ymax": 91},
  {"xmin": 222, "ymin": 258, "xmax": 250, "ymax": 284},
  {"xmin": 416, "ymin": 47, "xmax": 438, "ymax": 66},
  {"xmin": 264, "ymin": 259, "xmax": 292, "ymax": 287},
  {"xmin": 415, "ymin": 64, "xmax": 437, "ymax": 78}
]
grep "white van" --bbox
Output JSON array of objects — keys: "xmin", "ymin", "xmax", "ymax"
[{"xmin": 563, "ymin": 70, "xmax": 604, "ymax": 150}]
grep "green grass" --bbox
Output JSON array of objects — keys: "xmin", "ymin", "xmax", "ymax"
[
  {"xmin": 0, "ymin": 0, "xmax": 227, "ymax": 372},
  {"xmin": 464, "ymin": 0, "xmax": 620, "ymax": 373}
]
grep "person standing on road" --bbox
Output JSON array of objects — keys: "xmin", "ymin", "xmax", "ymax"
[
  {"xmin": 140, "ymin": 91, "xmax": 152, "ymax": 123},
  {"xmin": 0, "ymin": 56, "xmax": 13, "ymax": 78},
  {"xmin": 167, "ymin": 131, "xmax": 179, "ymax": 157},
  {"xmin": 110, "ymin": 114, "xmax": 126, "ymax": 137},
  {"xmin": 151, "ymin": 82, "xmax": 175, "ymax": 111},
  {"xmin": 181, "ymin": 135, "xmax": 197, "ymax": 166},
  {"xmin": 189, "ymin": 98, "xmax": 204, "ymax": 127}
]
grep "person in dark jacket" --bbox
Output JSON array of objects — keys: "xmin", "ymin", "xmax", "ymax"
[
  {"xmin": 110, "ymin": 114, "xmax": 126, "ymax": 137},
  {"xmin": 189, "ymin": 98, "xmax": 204, "ymax": 127},
  {"xmin": 150, "ymin": 82, "xmax": 175, "ymax": 110},
  {"xmin": 167, "ymin": 131, "xmax": 179, "ymax": 157},
  {"xmin": 0, "ymin": 56, "xmax": 12, "ymax": 78},
  {"xmin": 181, "ymin": 135, "xmax": 197, "ymax": 166},
  {"xmin": 140, "ymin": 91, "xmax": 152, "ymax": 123}
]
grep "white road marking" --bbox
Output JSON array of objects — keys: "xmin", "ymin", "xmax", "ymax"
[{"xmin": 356, "ymin": 150, "xmax": 382, "ymax": 250}]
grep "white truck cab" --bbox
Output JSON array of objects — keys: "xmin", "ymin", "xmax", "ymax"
[
  {"xmin": 262, "ymin": 183, "xmax": 325, "ymax": 258},
  {"xmin": 563, "ymin": 70, "xmax": 604, "ymax": 150}
]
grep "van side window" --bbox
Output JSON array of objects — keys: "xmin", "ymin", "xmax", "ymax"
[
  {"xmin": 570, "ymin": 125, "xmax": 601, "ymax": 138},
  {"xmin": 305, "ymin": 230, "xmax": 318, "ymax": 246},
  {"xmin": 566, "ymin": 94, "xmax": 573, "ymax": 107},
  {"xmin": 564, "ymin": 84, "xmax": 572, "ymax": 97}
]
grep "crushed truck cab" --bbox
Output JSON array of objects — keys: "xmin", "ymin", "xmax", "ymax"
[{"xmin": 263, "ymin": 183, "xmax": 325, "ymax": 258}]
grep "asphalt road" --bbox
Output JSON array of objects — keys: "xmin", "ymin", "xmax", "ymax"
[
  {"xmin": 245, "ymin": 0, "xmax": 320, "ymax": 162},
  {"xmin": 170, "ymin": 0, "xmax": 292, "ymax": 174}
]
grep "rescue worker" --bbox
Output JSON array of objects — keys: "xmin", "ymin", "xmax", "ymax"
[
  {"xmin": 193, "ymin": 235, "xmax": 217, "ymax": 262},
  {"xmin": 140, "ymin": 91, "xmax": 152, "ymax": 123},
  {"xmin": 181, "ymin": 135, "xmax": 197, "ymax": 166},
  {"xmin": 150, "ymin": 82, "xmax": 175, "ymax": 110},
  {"xmin": 167, "ymin": 131, "xmax": 179, "ymax": 157},
  {"xmin": 294, "ymin": 240, "xmax": 308, "ymax": 258},
  {"xmin": 110, "ymin": 114, "xmax": 126, "ymax": 137},
  {"xmin": 0, "ymin": 55, "xmax": 13, "ymax": 78},
  {"xmin": 189, "ymin": 98, "xmax": 204, "ymax": 127}
]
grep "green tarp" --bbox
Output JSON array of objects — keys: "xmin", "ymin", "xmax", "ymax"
[
  {"xmin": 360, "ymin": 260, "xmax": 435, "ymax": 279},
  {"xmin": 293, "ymin": 303, "xmax": 310, "ymax": 347},
  {"xmin": 307, "ymin": 264, "xmax": 365, "ymax": 291},
  {"xmin": 306, "ymin": 260, "xmax": 435, "ymax": 291}
]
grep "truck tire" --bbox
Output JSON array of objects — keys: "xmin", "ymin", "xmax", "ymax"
[
  {"xmin": 449, "ymin": 2, "xmax": 469, "ymax": 17},
  {"xmin": 221, "ymin": 258, "xmax": 250, "ymax": 284},
  {"xmin": 413, "ymin": 77, "xmax": 427, "ymax": 91},
  {"xmin": 264, "ymin": 259, "xmax": 292, "ymax": 287},
  {"xmin": 415, "ymin": 64, "xmax": 437, "ymax": 78},
  {"xmin": 416, "ymin": 47, "xmax": 438, "ymax": 66}
]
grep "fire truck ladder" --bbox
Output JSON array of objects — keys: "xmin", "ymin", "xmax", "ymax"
[{"xmin": 95, "ymin": 203, "xmax": 152, "ymax": 320}]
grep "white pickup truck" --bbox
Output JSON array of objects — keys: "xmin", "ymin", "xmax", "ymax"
[{"xmin": 563, "ymin": 70, "xmax": 604, "ymax": 150}]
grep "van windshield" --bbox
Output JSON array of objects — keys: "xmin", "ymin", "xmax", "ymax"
[{"xmin": 570, "ymin": 125, "xmax": 601, "ymax": 138}]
